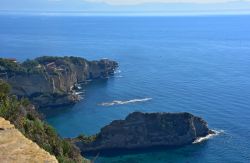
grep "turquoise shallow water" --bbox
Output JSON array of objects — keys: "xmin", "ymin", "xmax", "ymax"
[{"xmin": 0, "ymin": 15, "xmax": 250, "ymax": 162}]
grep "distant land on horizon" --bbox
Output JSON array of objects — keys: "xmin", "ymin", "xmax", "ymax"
[{"xmin": 1, "ymin": 0, "xmax": 250, "ymax": 15}]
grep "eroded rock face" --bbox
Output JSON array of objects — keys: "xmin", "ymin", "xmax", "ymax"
[
  {"xmin": 0, "ymin": 117, "xmax": 58, "ymax": 163},
  {"xmin": 76, "ymin": 112, "xmax": 214, "ymax": 153},
  {"xmin": 0, "ymin": 56, "xmax": 118, "ymax": 107}
]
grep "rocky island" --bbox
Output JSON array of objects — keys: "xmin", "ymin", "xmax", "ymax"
[
  {"xmin": 74, "ymin": 112, "xmax": 214, "ymax": 155},
  {"xmin": 0, "ymin": 56, "xmax": 118, "ymax": 108}
]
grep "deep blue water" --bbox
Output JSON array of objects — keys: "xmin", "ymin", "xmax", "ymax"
[{"xmin": 1, "ymin": 15, "xmax": 250, "ymax": 162}]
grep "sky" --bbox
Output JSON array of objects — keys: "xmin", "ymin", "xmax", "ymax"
[{"xmin": 1, "ymin": 0, "xmax": 250, "ymax": 15}]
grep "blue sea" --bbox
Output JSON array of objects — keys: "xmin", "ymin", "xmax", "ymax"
[{"xmin": 0, "ymin": 15, "xmax": 250, "ymax": 162}]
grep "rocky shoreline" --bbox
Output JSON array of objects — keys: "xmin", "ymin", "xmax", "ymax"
[
  {"xmin": 73, "ymin": 112, "xmax": 215, "ymax": 156},
  {"xmin": 0, "ymin": 56, "xmax": 118, "ymax": 108},
  {"xmin": 1, "ymin": 56, "xmax": 216, "ymax": 161}
]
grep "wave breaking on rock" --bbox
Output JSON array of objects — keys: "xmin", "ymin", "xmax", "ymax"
[
  {"xmin": 74, "ymin": 112, "xmax": 214, "ymax": 155},
  {"xmin": 193, "ymin": 130, "xmax": 223, "ymax": 144}
]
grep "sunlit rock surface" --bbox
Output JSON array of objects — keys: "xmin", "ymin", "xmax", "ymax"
[{"xmin": 0, "ymin": 117, "xmax": 58, "ymax": 163}]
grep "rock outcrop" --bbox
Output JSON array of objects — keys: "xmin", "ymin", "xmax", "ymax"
[
  {"xmin": 0, "ymin": 117, "xmax": 58, "ymax": 163},
  {"xmin": 75, "ymin": 112, "xmax": 214, "ymax": 154},
  {"xmin": 0, "ymin": 80, "xmax": 88, "ymax": 163},
  {"xmin": 0, "ymin": 56, "xmax": 118, "ymax": 107}
]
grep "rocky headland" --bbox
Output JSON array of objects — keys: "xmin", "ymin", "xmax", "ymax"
[
  {"xmin": 74, "ymin": 112, "xmax": 214, "ymax": 155},
  {"xmin": 0, "ymin": 56, "xmax": 118, "ymax": 108}
]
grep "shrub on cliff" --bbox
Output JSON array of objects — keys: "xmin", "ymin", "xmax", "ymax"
[
  {"xmin": 0, "ymin": 58, "xmax": 42, "ymax": 74},
  {"xmin": 35, "ymin": 56, "xmax": 62, "ymax": 64},
  {"xmin": 0, "ymin": 58, "xmax": 26, "ymax": 73},
  {"xmin": 0, "ymin": 80, "xmax": 10, "ymax": 96},
  {"xmin": 77, "ymin": 134, "xmax": 97, "ymax": 144},
  {"xmin": 0, "ymin": 81, "xmax": 86, "ymax": 163},
  {"xmin": 22, "ymin": 59, "xmax": 42, "ymax": 73}
]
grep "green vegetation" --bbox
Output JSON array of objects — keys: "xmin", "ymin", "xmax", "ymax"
[
  {"xmin": 35, "ymin": 56, "xmax": 62, "ymax": 64},
  {"xmin": 0, "ymin": 56, "xmax": 89, "ymax": 76},
  {"xmin": 77, "ymin": 134, "xmax": 98, "ymax": 144},
  {"xmin": 0, "ymin": 58, "xmax": 26, "ymax": 73},
  {"xmin": 0, "ymin": 58, "xmax": 42, "ymax": 74},
  {"xmin": 66, "ymin": 56, "xmax": 88, "ymax": 66},
  {"xmin": 35, "ymin": 56, "xmax": 88, "ymax": 67},
  {"xmin": 0, "ymin": 80, "xmax": 11, "ymax": 96},
  {"xmin": 0, "ymin": 80, "xmax": 87, "ymax": 163},
  {"xmin": 22, "ymin": 59, "xmax": 42, "ymax": 73}
]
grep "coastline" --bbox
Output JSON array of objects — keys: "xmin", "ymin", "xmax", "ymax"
[{"xmin": 0, "ymin": 56, "xmax": 118, "ymax": 108}]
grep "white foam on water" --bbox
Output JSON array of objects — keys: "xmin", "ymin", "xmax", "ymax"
[
  {"xmin": 114, "ymin": 69, "xmax": 121, "ymax": 74},
  {"xmin": 75, "ymin": 91, "xmax": 84, "ymax": 95},
  {"xmin": 193, "ymin": 130, "xmax": 224, "ymax": 144},
  {"xmin": 99, "ymin": 98, "xmax": 152, "ymax": 106},
  {"xmin": 78, "ymin": 96, "xmax": 84, "ymax": 100}
]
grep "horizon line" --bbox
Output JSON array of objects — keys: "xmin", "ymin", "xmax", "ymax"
[{"xmin": 0, "ymin": 10, "xmax": 250, "ymax": 17}]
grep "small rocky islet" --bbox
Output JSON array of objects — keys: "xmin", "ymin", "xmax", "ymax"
[
  {"xmin": 73, "ymin": 112, "xmax": 215, "ymax": 155},
  {"xmin": 0, "ymin": 56, "xmax": 214, "ymax": 162}
]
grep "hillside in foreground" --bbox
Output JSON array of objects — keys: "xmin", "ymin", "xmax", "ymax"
[{"xmin": 0, "ymin": 117, "xmax": 58, "ymax": 163}]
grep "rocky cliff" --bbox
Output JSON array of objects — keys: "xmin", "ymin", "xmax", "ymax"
[
  {"xmin": 75, "ymin": 112, "xmax": 214, "ymax": 154},
  {"xmin": 0, "ymin": 80, "xmax": 88, "ymax": 163},
  {"xmin": 0, "ymin": 117, "xmax": 58, "ymax": 163},
  {"xmin": 0, "ymin": 56, "xmax": 118, "ymax": 107}
]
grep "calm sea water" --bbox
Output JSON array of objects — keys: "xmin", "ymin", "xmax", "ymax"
[{"xmin": 1, "ymin": 15, "xmax": 250, "ymax": 162}]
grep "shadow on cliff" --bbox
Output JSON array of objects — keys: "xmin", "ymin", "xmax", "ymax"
[
  {"xmin": 38, "ymin": 78, "xmax": 110, "ymax": 118},
  {"xmin": 83, "ymin": 141, "xmax": 210, "ymax": 158}
]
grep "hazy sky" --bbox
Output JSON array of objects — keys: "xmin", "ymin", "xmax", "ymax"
[
  {"xmin": 85, "ymin": 0, "xmax": 250, "ymax": 5},
  {"xmin": 1, "ymin": 0, "xmax": 250, "ymax": 15}
]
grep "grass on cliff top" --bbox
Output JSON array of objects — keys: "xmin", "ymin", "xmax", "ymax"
[
  {"xmin": 0, "ymin": 58, "xmax": 42, "ymax": 74},
  {"xmin": 0, "ymin": 56, "xmax": 89, "ymax": 75},
  {"xmin": 35, "ymin": 56, "xmax": 88, "ymax": 65},
  {"xmin": 77, "ymin": 134, "xmax": 98, "ymax": 144},
  {"xmin": 0, "ymin": 80, "xmax": 88, "ymax": 163}
]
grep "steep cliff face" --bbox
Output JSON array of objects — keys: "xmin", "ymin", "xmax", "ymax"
[
  {"xmin": 0, "ymin": 56, "xmax": 118, "ymax": 107},
  {"xmin": 75, "ymin": 112, "xmax": 214, "ymax": 154},
  {"xmin": 0, "ymin": 80, "xmax": 89, "ymax": 163},
  {"xmin": 0, "ymin": 117, "xmax": 58, "ymax": 163}
]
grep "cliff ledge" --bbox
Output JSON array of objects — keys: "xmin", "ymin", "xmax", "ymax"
[{"xmin": 0, "ymin": 117, "xmax": 58, "ymax": 163}]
